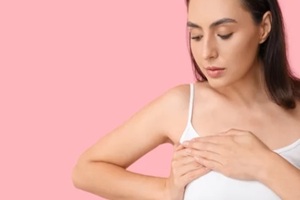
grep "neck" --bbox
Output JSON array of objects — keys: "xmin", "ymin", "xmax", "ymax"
[{"xmin": 215, "ymin": 60, "xmax": 269, "ymax": 108}]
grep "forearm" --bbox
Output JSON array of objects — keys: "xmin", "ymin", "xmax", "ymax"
[
  {"xmin": 259, "ymin": 152, "xmax": 300, "ymax": 199},
  {"xmin": 72, "ymin": 161, "xmax": 168, "ymax": 200}
]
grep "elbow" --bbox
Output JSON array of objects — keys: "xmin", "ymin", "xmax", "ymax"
[
  {"xmin": 72, "ymin": 163, "xmax": 85, "ymax": 190},
  {"xmin": 72, "ymin": 158, "xmax": 90, "ymax": 190}
]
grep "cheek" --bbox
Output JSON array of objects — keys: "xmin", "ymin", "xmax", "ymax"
[
  {"xmin": 220, "ymin": 33, "xmax": 259, "ymax": 67},
  {"xmin": 190, "ymin": 42, "xmax": 203, "ymax": 66}
]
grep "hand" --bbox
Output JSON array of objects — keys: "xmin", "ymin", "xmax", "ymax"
[
  {"xmin": 182, "ymin": 129, "xmax": 273, "ymax": 181},
  {"xmin": 165, "ymin": 144, "xmax": 210, "ymax": 200}
]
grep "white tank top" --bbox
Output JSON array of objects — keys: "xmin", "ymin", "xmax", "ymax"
[{"xmin": 179, "ymin": 83, "xmax": 300, "ymax": 200}]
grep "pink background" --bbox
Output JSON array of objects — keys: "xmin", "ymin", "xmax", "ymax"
[{"xmin": 0, "ymin": 0, "xmax": 299, "ymax": 199}]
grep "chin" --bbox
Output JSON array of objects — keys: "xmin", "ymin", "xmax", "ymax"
[{"xmin": 206, "ymin": 78, "xmax": 230, "ymax": 89}]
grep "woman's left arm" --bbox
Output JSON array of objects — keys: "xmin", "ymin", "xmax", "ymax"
[
  {"xmin": 182, "ymin": 129, "xmax": 300, "ymax": 199},
  {"xmin": 259, "ymin": 152, "xmax": 300, "ymax": 199}
]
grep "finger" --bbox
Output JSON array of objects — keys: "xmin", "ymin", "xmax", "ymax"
[
  {"xmin": 190, "ymin": 149, "xmax": 222, "ymax": 164},
  {"xmin": 185, "ymin": 136, "xmax": 224, "ymax": 146},
  {"xmin": 173, "ymin": 153, "xmax": 199, "ymax": 168},
  {"xmin": 173, "ymin": 143, "xmax": 184, "ymax": 151},
  {"xmin": 194, "ymin": 156, "xmax": 222, "ymax": 171},
  {"xmin": 176, "ymin": 157, "xmax": 203, "ymax": 176},
  {"xmin": 181, "ymin": 166, "xmax": 211, "ymax": 185},
  {"xmin": 173, "ymin": 154, "xmax": 195, "ymax": 166},
  {"xmin": 172, "ymin": 144, "xmax": 185, "ymax": 160},
  {"xmin": 173, "ymin": 146, "xmax": 192, "ymax": 160},
  {"xmin": 172, "ymin": 151, "xmax": 197, "ymax": 176},
  {"xmin": 184, "ymin": 141, "xmax": 224, "ymax": 155}
]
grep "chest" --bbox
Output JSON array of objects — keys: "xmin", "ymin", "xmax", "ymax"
[{"xmin": 191, "ymin": 105, "xmax": 300, "ymax": 150}]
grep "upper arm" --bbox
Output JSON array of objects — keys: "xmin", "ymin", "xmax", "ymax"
[{"xmin": 78, "ymin": 84, "xmax": 189, "ymax": 168}]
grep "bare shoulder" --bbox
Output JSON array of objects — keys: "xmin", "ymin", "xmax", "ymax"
[
  {"xmin": 160, "ymin": 83, "xmax": 191, "ymax": 112},
  {"xmin": 164, "ymin": 82, "xmax": 216, "ymax": 142},
  {"xmin": 158, "ymin": 83, "xmax": 192, "ymax": 143}
]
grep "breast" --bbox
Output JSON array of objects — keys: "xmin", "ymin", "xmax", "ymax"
[
  {"xmin": 180, "ymin": 126, "xmax": 300, "ymax": 200},
  {"xmin": 183, "ymin": 172, "xmax": 281, "ymax": 200}
]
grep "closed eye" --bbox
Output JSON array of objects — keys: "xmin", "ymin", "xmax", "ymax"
[
  {"xmin": 218, "ymin": 33, "xmax": 233, "ymax": 40},
  {"xmin": 191, "ymin": 35, "xmax": 203, "ymax": 41}
]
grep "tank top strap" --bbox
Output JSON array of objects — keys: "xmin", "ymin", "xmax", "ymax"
[{"xmin": 188, "ymin": 83, "xmax": 194, "ymax": 123}]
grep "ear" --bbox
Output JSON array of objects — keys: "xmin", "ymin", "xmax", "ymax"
[{"xmin": 259, "ymin": 11, "xmax": 272, "ymax": 44}]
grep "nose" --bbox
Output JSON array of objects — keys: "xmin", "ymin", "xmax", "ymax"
[{"xmin": 202, "ymin": 36, "xmax": 218, "ymax": 61}]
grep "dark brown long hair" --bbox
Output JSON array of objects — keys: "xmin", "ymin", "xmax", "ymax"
[{"xmin": 185, "ymin": 0, "xmax": 300, "ymax": 109}]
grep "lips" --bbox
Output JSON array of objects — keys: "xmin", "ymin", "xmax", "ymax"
[{"xmin": 205, "ymin": 66, "xmax": 225, "ymax": 78}]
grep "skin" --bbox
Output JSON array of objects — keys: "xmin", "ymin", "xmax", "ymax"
[{"xmin": 72, "ymin": 0, "xmax": 300, "ymax": 199}]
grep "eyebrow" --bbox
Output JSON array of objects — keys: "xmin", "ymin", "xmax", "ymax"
[{"xmin": 187, "ymin": 18, "xmax": 237, "ymax": 29}]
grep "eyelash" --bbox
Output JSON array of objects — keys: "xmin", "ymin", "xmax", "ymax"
[{"xmin": 191, "ymin": 33, "xmax": 233, "ymax": 41}]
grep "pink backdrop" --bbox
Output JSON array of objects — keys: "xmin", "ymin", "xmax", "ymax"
[{"xmin": 0, "ymin": 0, "xmax": 299, "ymax": 199}]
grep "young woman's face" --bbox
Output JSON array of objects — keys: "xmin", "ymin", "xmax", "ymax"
[{"xmin": 188, "ymin": 0, "xmax": 263, "ymax": 88}]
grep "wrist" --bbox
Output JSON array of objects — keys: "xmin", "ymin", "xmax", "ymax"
[
  {"xmin": 163, "ymin": 178, "xmax": 184, "ymax": 200},
  {"xmin": 255, "ymin": 151, "xmax": 281, "ymax": 183}
]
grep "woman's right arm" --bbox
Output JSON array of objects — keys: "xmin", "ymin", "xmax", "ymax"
[{"xmin": 72, "ymin": 85, "xmax": 189, "ymax": 200}]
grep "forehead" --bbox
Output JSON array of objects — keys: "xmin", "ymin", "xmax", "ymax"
[{"xmin": 188, "ymin": 0, "xmax": 249, "ymax": 24}]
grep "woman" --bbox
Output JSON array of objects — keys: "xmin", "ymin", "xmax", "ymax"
[{"xmin": 72, "ymin": 0, "xmax": 300, "ymax": 199}]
